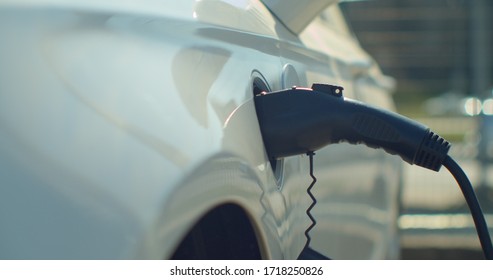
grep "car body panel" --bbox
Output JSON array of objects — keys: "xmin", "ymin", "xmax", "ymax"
[
  {"xmin": 262, "ymin": 0, "xmax": 339, "ymax": 34},
  {"xmin": 0, "ymin": 0, "xmax": 401, "ymax": 259}
]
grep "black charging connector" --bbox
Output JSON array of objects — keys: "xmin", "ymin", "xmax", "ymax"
[
  {"xmin": 255, "ymin": 83, "xmax": 493, "ymax": 259},
  {"xmin": 255, "ymin": 84, "xmax": 450, "ymax": 171}
]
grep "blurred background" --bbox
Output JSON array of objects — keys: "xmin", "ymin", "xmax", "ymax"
[{"xmin": 340, "ymin": 0, "xmax": 493, "ymax": 259}]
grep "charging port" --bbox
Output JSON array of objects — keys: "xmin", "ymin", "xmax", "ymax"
[{"xmin": 251, "ymin": 72, "xmax": 284, "ymax": 185}]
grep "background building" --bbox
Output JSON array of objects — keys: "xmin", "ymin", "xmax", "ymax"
[{"xmin": 341, "ymin": 0, "xmax": 492, "ymax": 113}]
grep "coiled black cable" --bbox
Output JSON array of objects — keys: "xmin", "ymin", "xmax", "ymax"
[{"xmin": 303, "ymin": 152, "xmax": 317, "ymax": 251}]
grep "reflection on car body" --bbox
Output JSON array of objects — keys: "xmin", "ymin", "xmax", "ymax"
[{"xmin": 0, "ymin": 0, "xmax": 401, "ymax": 259}]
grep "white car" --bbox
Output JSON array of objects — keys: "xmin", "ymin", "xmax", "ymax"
[{"xmin": 0, "ymin": 0, "xmax": 401, "ymax": 259}]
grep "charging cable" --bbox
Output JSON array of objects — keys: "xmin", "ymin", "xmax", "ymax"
[{"xmin": 255, "ymin": 83, "xmax": 493, "ymax": 259}]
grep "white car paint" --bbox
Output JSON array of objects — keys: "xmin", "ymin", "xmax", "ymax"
[{"xmin": 0, "ymin": 0, "xmax": 401, "ymax": 259}]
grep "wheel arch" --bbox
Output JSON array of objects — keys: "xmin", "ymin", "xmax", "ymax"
[{"xmin": 170, "ymin": 202, "xmax": 265, "ymax": 259}]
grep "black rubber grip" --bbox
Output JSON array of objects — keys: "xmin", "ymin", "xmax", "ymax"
[{"xmin": 254, "ymin": 85, "xmax": 450, "ymax": 171}]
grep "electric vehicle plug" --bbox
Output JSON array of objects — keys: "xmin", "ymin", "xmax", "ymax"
[
  {"xmin": 254, "ymin": 84, "xmax": 450, "ymax": 171},
  {"xmin": 255, "ymin": 84, "xmax": 493, "ymax": 259}
]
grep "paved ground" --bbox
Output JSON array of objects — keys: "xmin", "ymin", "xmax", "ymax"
[{"xmin": 401, "ymin": 248, "xmax": 484, "ymax": 260}]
